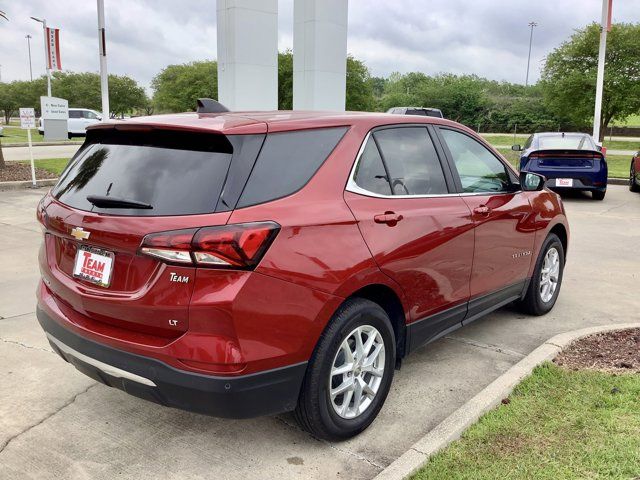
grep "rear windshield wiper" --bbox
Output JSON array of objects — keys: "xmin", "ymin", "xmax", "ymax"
[{"xmin": 86, "ymin": 195, "xmax": 153, "ymax": 209}]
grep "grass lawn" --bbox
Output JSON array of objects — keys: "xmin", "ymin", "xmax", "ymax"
[
  {"xmin": 1, "ymin": 125, "xmax": 46, "ymax": 143},
  {"xmin": 19, "ymin": 158, "xmax": 69, "ymax": 175},
  {"xmin": 412, "ymin": 363, "xmax": 640, "ymax": 480}
]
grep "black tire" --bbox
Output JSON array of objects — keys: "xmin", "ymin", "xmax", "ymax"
[
  {"xmin": 294, "ymin": 298, "xmax": 396, "ymax": 441},
  {"xmin": 630, "ymin": 164, "xmax": 640, "ymax": 192},
  {"xmin": 592, "ymin": 189, "xmax": 606, "ymax": 200},
  {"xmin": 517, "ymin": 233, "xmax": 565, "ymax": 316},
  {"xmin": 67, "ymin": 133, "xmax": 73, "ymax": 140}
]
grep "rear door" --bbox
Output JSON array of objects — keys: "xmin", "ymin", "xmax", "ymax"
[
  {"xmin": 344, "ymin": 125, "xmax": 474, "ymax": 348},
  {"xmin": 436, "ymin": 127, "xmax": 536, "ymax": 322},
  {"xmin": 41, "ymin": 127, "xmax": 264, "ymax": 338},
  {"xmin": 67, "ymin": 110, "xmax": 83, "ymax": 134}
]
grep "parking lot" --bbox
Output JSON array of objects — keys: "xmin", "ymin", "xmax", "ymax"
[{"xmin": 0, "ymin": 185, "xmax": 637, "ymax": 480}]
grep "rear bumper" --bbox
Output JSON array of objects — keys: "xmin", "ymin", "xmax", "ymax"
[
  {"xmin": 544, "ymin": 177, "xmax": 607, "ymax": 191},
  {"xmin": 37, "ymin": 307, "xmax": 307, "ymax": 419}
]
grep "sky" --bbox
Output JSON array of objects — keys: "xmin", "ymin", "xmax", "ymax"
[{"xmin": 0, "ymin": 0, "xmax": 638, "ymax": 92}]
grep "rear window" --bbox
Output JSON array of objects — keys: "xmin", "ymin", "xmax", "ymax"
[
  {"xmin": 538, "ymin": 134, "xmax": 595, "ymax": 150},
  {"xmin": 53, "ymin": 130, "xmax": 234, "ymax": 216},
  {"xmin": 236, "ymin": 127, "xmax": 347, "ymax": 208}
]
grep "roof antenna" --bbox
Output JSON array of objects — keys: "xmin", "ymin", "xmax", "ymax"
[{"xmin": 196, "ymin": 98, "xmax": 229, "ymax": 114}]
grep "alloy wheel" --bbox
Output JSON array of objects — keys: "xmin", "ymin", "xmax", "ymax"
[
  {"xmin": 329, "ymin": 325, "xmax": 386, "ymax": 419},
  {"xmin": 539, "ymin": 247, "xmax": 560, "ymax": 303}
]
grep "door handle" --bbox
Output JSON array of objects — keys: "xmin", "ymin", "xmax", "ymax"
[
  {"xmin": 374, "ymin": 211, "xmax": 404, "ymax": 225},
  {"xmin": 473, "ymin": 205, "xmax": 491, "ymax": 215}
]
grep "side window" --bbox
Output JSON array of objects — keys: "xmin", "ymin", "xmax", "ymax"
[
  {"xmin": 237, "ymin": 127, "xmax": 347, "ymax": 208},
  {"xmin": 373, "ymin": 127, "xmax": 448, "ymax": 195},
  {"xmin": 69, "ymin": 110, "xmax": 82, "ymax": 119},
  {"xmin": 83, "ymin": 111, "xmax": 98, "ymax": 119},
  {"xmin": 440, "ymin": 129, "xmax": 511, "ymax": 193},
  {"xmin": 353, "ymin": 139, "xmax": 392, "ymax": 195}
]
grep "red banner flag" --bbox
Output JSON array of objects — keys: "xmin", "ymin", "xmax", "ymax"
[
  {"xmin": 46, "ymin": 27, "xmax": 62, "ymax": 71},
  {"xmin": 607, "ymin": 0, "xmax": 613, "ymax": 32}
]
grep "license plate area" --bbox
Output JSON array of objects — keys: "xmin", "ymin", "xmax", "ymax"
[
  {"xmin": 73, "ymin": 245, "xmax": 114, "ymax": 287},
  {"xmin": 555, "ymin": 178, "xmax": 574, "ymax": 187}
]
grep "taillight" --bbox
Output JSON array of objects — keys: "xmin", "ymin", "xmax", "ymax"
[{"xmin": 139, "ymin": 222, "xmax": 280, "ymax": 269}]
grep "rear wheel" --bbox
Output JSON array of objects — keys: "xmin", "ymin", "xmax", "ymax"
[
  {"xmin": 517, "ymin": 233, "xmax": 564, "ymax": 316},
  {"xmin": 630, "ymin": 164, "xmax": 640, "ymax": 192},
  {"xmin": 592, "ymin": 189, "xmax": 606, "ymax": 201},
  {"xmin": 294, "ymin": 298, "xmax": 396, "ymax": 441}
]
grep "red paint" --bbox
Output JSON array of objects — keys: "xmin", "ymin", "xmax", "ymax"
[{"xmin": 37, "ymin": 111, "xmax": 569, "ymax": 380}]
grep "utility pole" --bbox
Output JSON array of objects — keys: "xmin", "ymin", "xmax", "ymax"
[
  {"xmin": 30, "ymin": 16, "xmax": 52, "ymax": 96},
  {"xmin": 525, "ymin": 21, "xmax": 538, "ymax": 87},
  {"xmin": 97, "ymin": 0, "xmax": 109, "ymax": 120},
  {"xmin": 26, "ymin": 34, "xmax": 33, "ymax": 81},
  {"xmin": 593, "ymin": 0, "xmax": 612, "ymax": 143}
]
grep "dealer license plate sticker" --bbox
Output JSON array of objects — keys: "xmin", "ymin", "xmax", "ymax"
[
  {"xmin": 556, "ymin": 178, "xmax": 574, "ymax": 187},
  {"xmin": 73, "ymin": 246, "xmax": 114, "ymax": 287}
]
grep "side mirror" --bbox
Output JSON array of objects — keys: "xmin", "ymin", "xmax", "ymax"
[
  {"xmin": 511, "ymin": 144, "xmax": 522, "ymax": 151},
  {"xmin": 520, "ymin": 171, "xmax": 546, "ymax": 191}
]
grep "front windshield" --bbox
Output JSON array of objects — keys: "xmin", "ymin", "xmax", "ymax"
[{"xmin": 538, "ymin": 134, "xmax": 596, "ymax": 150}]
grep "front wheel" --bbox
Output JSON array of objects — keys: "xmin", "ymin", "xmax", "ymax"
[
  {"xmin": 517, "ymin": 233, "xmax": 565, "ymax": 316},
  {"xmin": 294, "ymin": 298, "xmax": 396, "ymax": 441}
]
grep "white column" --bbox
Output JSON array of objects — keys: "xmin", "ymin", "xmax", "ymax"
[
  {"xmin": 216, "ymin": 0, "xmax": 278, "ymax": 111},
  {"xmin": 293, "ymin": 0, "xmax": 348, "ymax": 111},
  {"xmin": 592, "ymin": 0, "xmax": 610, "ymax": 142}
]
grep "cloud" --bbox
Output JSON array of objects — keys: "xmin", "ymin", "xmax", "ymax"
[{"xmin": 0, "ymin": 0, "xmax": 636, "ymax": 93}]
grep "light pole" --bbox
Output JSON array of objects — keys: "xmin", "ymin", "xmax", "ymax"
[
  {"xmin": 26, "ymin": 34, "xmax": 33, "ymax": 81},
  {"xmin": 525, "ymin": 21, "xmax": 538, "ymax": 87},
  {"xmin": 593, "ymin": 0, "xmax": 611, "ymax": 143},
  {"xmin": 30, "ymin": 16, "xmax": 51, "ymax": 96},
  {"xmin": 97, "ymin": 0, "xmax": 109, "ymax": 120}
]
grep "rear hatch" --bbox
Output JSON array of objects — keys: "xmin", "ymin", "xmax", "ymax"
[
  {"xmin": 525, "ymin": 149, "xmax": 604, "ymax": 170},
  {"xmin": 39, "ymin": 126, "xmax": 263, "ymax": 340}
]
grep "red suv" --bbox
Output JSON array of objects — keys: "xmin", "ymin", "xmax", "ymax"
[{"xmin": 36, "ymin": 106, "xmax": 569, "ymax": 440}]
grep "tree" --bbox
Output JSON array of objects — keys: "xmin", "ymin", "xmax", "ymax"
[
  {"xmin": 108, "ymin": 75, "xmax": 146, "ymax": 118},
  {"xmin": 278, "ymin": 50, "xmax": 293, "ymax": 109},
  {"xmin": 345, "ymin": 55, "xmax": 374, "ymax": 111},
  {"xmin": 49, "ymin": 72, "xmax": 145, "ymax": 117},
  {"xmin": 152, "ymin": 61, "xmax": 217, "ymax": 113},
  {"xmin": 541, "ymin": 22, "xmax": 640, "ymax": 140}
]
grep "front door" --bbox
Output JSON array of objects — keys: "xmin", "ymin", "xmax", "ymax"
[
  {"xmin": 437, "ymin": 127, "xmax": 536, "ymax": 322},
  {"xmin": 344, "ymin": 125, "xmax": 475, "ymax": 349}
]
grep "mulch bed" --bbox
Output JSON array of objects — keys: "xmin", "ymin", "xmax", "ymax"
[
  {"xmin": 554, "ymin": 328, "xmax": 640, "ymax": 374},
  {"xmin": 0, "ymin": 163, "xmax": 58, "ymax": 182}
]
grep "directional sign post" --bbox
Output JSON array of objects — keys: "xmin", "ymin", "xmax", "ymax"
[{"xmin": 19, "ymin": 108, "xmax": 37, "ymax": 187}]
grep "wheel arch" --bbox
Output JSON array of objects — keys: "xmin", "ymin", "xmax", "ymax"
[
  {"xmin": 549, "ymin": 223, "xmax": 568, "ymax": 258},
  {"xmin": 345, "ymin": 284, "xmax": 409, "ymax": 361}
]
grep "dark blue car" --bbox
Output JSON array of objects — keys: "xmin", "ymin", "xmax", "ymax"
[{"xmin": 513, "ymin": 132, "xmax": 608, "ymax": 200}]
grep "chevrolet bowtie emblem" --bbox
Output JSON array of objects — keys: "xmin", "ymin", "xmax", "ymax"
[{"xmin": 70, "ymin": 227, "xmax": 90, "ymax": 241}]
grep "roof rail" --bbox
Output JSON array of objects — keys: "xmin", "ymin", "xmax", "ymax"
[{"xmin": 196, "ymin": 98, "xmax": 230, "ymax": 114}]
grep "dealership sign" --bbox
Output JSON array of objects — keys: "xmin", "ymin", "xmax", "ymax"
[
  {"xmin": 40, "ymin": 96, "xmax": 68, "ymax": 120},
  {"xmin": 19, "ymin": 108, "xmax": 36, "ymax": 130}
]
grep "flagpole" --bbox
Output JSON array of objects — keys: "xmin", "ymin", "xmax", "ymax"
[
  {"xmin": 97, "ymin": 0, "xmax": 109, "ymax": 120},
  {"xmin": 30, "ymin": 16, "xmax": 52, "ymax": 96},
  {"xmin": 592, "ymin": 0, "xmax": 610, "ymax": 142}
]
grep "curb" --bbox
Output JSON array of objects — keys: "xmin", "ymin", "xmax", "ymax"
[
  {"xmin": 374, "ymin": 323, "xmax": 640, "ymax": 480},
  {"xmin": 608, "ymin": 178, "xmax": 628, "ymax": 185},
  {"xmin": 0, "ymin": 178, "xmax": 58, "ymax": 191}
]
